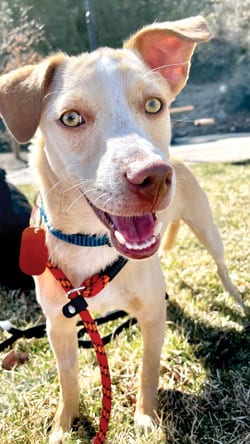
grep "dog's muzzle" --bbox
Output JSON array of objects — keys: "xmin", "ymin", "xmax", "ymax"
[{"xmin": 87, "ymin": 161, "xmax": 174, "ymax": 259}]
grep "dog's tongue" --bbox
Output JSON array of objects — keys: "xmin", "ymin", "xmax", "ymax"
[{"xmin": 110, "ymin": 213, "xmax": 155, "ymax": 243}]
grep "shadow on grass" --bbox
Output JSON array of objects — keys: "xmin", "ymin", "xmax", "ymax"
[{"xmin": 158, "ymin": 300, "xmax": 250, "ymax": 443}]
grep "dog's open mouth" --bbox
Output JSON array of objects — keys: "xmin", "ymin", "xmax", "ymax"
[{"xmin": 88, "ymin": 200, "xmax": 162, "ymax": 259}]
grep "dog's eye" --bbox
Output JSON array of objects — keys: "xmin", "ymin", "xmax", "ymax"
[
  {"xmin": 144, "ymin": 98, "xmax": 163, "ymax": 114},
  {"xmin": 60, "ymin": 110, "xmax": 84, "ymax": 127}
]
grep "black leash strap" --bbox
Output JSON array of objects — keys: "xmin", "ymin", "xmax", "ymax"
[
  {"xmin": 0, "ymin": 310, "xmax": 133, "ymax": 352},
  {"xmin": 0, "ymin": 320, "xmax": 46, "ymax": 352},
  {"xmin": 0, "ymin": 293, "xmax": 168, "ymax": 352}
]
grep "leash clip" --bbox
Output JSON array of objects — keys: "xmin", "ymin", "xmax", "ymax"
[
  {"xmin": 66, "ymin": 286, "xmax": 86, "ymax": 297},
  {"xmin": 63, "ymin": 287, "xmax": 88, "ymax": 318}
]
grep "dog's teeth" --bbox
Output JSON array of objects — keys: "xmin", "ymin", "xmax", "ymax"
[
  {"xmin": 146, "ymin": 236, "xmax": 156, "ymax": 248},
  {"xmin": 153, "ymin": 221, "xmax": 163, "ymax": 237},
  {"xmin": 125, "ymin": 242, "xmax": 133, "ymax": 250},
  {"xmin": 125, "ymin": 236, "xmax": 156, "ymax": 251},
  {"xmin": 115, "ymin": 230, "xmax": 126, "ymax": 245}
]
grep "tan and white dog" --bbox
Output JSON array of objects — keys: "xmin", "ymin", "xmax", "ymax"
[{"xmin": 0, "ymin": 15, "xmax": 242, "ymax": 443}]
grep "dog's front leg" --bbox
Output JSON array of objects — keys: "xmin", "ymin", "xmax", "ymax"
[
  {"xmin": 134, "ymin": 280, "xmax": 166, "ymax": 431},
  {"xmin": 47, "ymin": 314, "xmax": 80, "ymax": 444}
]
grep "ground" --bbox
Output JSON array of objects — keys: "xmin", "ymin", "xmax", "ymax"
[{"xmin": 171, "ymin": 82, "xmax": 250, "ymax": 140}]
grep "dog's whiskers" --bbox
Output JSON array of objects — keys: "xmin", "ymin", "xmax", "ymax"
[
  {"xmin": 99, "ymin": 194, "xmax": 113, "ymax": 209},
  {"xmin": 63, "ymin": 182, "xmax": 107, "ymax": 213},
  {"xmin": 45, "ymin": 181, "xmax": 61, "ymax": 198},
  {"xmin": 93, "ymin": 192, "xmax": 110, "ymax": 205},
  {"xmin": 66, "ymin": 193, "xmax": 86, "ymax": 212},
  {"xmin": 141, "ymin": 69, "xmax": 165, "ymax": 84},
  {"xmin": 43, "ymin": 90, "xmax": 62, "ymax": 102},
  {"xmin": 142, "ymin": 61, "xmax": 190, "ymax": 83},
  {"xmin": 62, "ymin": 179, "xmax": 95, "ymax": 195},
  {"xmin": 152, "ymin": 61, "xmax": 190, "ymax": 72}
]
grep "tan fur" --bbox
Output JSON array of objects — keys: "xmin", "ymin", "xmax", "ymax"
[
  {"xmin": 0, "ymin": 54, "xmax": 65, "ymax": 143},
  {"xmin": 161, "ymin": 219, "xmax": 181, "ymax": 250},
  {"xmin": 1, "ymin": 17, "xmax": 242, "ymax": 444},
  {"xmin": 160, "ymin": 159, "xmax": 246, "ymax": 311}
]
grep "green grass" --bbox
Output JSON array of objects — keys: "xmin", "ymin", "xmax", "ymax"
[{"xmin": 1, "ymin": 163, "xmax": 250, "ymax": 443}]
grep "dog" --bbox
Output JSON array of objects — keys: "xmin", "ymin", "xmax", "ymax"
[
  {"xmin": 0, "ymin": 16, "xmax": 215, "ymax": 443},
  {"xmin": 159, "ymin": 158, "xmax": 246, "ymax": 311}
]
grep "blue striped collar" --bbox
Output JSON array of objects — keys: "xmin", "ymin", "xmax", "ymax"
[{"xmin": 39, "ymin": 206, "xmax": 110, "ymax": 247}]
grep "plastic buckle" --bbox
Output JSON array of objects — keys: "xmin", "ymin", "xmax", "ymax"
[{"xmin": 62, "ymin": 287, "xmax": 88, "ymax": 318}]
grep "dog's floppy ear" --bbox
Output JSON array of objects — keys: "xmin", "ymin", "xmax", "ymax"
[
  {"xmin": 124, "ymin": 15, "xmax": 212, "ymax": 96},
  {"xmin": 0, "ymin": 53, "xmax": 65, "ymax": 143}
]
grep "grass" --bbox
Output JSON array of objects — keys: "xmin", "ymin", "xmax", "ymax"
[{"xmin": 0, "ymin": 162, "xmax": 250, "ymax": 443}]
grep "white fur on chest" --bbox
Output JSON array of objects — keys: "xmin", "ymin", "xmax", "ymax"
[{"xmin": 47, "ymin": 232, "xmax": 119, "ymax": 286}]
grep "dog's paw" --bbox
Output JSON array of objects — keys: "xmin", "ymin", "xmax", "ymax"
[
  {"xmin": 49, "ymin": 429, "xmax": 65, "ymax": 444},
  {"xmin": 135, "ymin": 411, "xmax": 166, "ymax": 442},
  {"xmin": 134, "ymin": 410, "xmax": 158, "ymax": 436}
]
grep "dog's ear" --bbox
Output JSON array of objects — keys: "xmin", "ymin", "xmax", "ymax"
[
  {"xmin": 124, "ymin": 16, "xmax": 212, "ymax": 96},
  {"xmin": 0, "ymin": 53, "xmax": 65, "ymax": 143}
]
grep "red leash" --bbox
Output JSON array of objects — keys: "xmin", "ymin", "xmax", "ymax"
[
  {"xmin": 73, "ymin": 307, "xmax": 111, "ymax": 443},
  {"xmin": 47, "ymin": 256, "xmax": 127, "ymax": 443}
]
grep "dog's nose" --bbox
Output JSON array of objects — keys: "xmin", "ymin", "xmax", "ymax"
[{"xmin": 125, "ymin": 161, "xmax": 173, "ymax": 203}]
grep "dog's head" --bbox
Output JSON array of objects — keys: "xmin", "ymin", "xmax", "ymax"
[{"xmin": 0, "ymin": 16, "xmax": 211, "ymax": 260}]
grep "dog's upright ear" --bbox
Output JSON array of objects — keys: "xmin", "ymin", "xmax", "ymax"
[
  {"xmin": 124, "ymin": 15, "xmax": 212, "ymax": 96},
  {"xmin": 0, "ymin": 53, "xmax": 65, "ymax": 143}
]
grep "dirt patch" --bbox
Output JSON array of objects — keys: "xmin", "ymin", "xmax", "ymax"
[{"xmin": 171, "ymin": 82, "xmax": 250, "ymax": 140}]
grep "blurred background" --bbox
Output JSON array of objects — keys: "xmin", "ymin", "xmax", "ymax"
[{"xmin": 0, "ymin": 0, "xmax": 249, "ymax": 154}]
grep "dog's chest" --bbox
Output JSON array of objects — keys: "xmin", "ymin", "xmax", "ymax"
[{"xmin": 47, "ymin": 234, "xmax": 118, "ymax": 284}]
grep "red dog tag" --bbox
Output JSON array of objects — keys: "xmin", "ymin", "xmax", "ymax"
[{"xmin": 19, "ymin": 227, "xmax": 48, "ymax": 275}]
